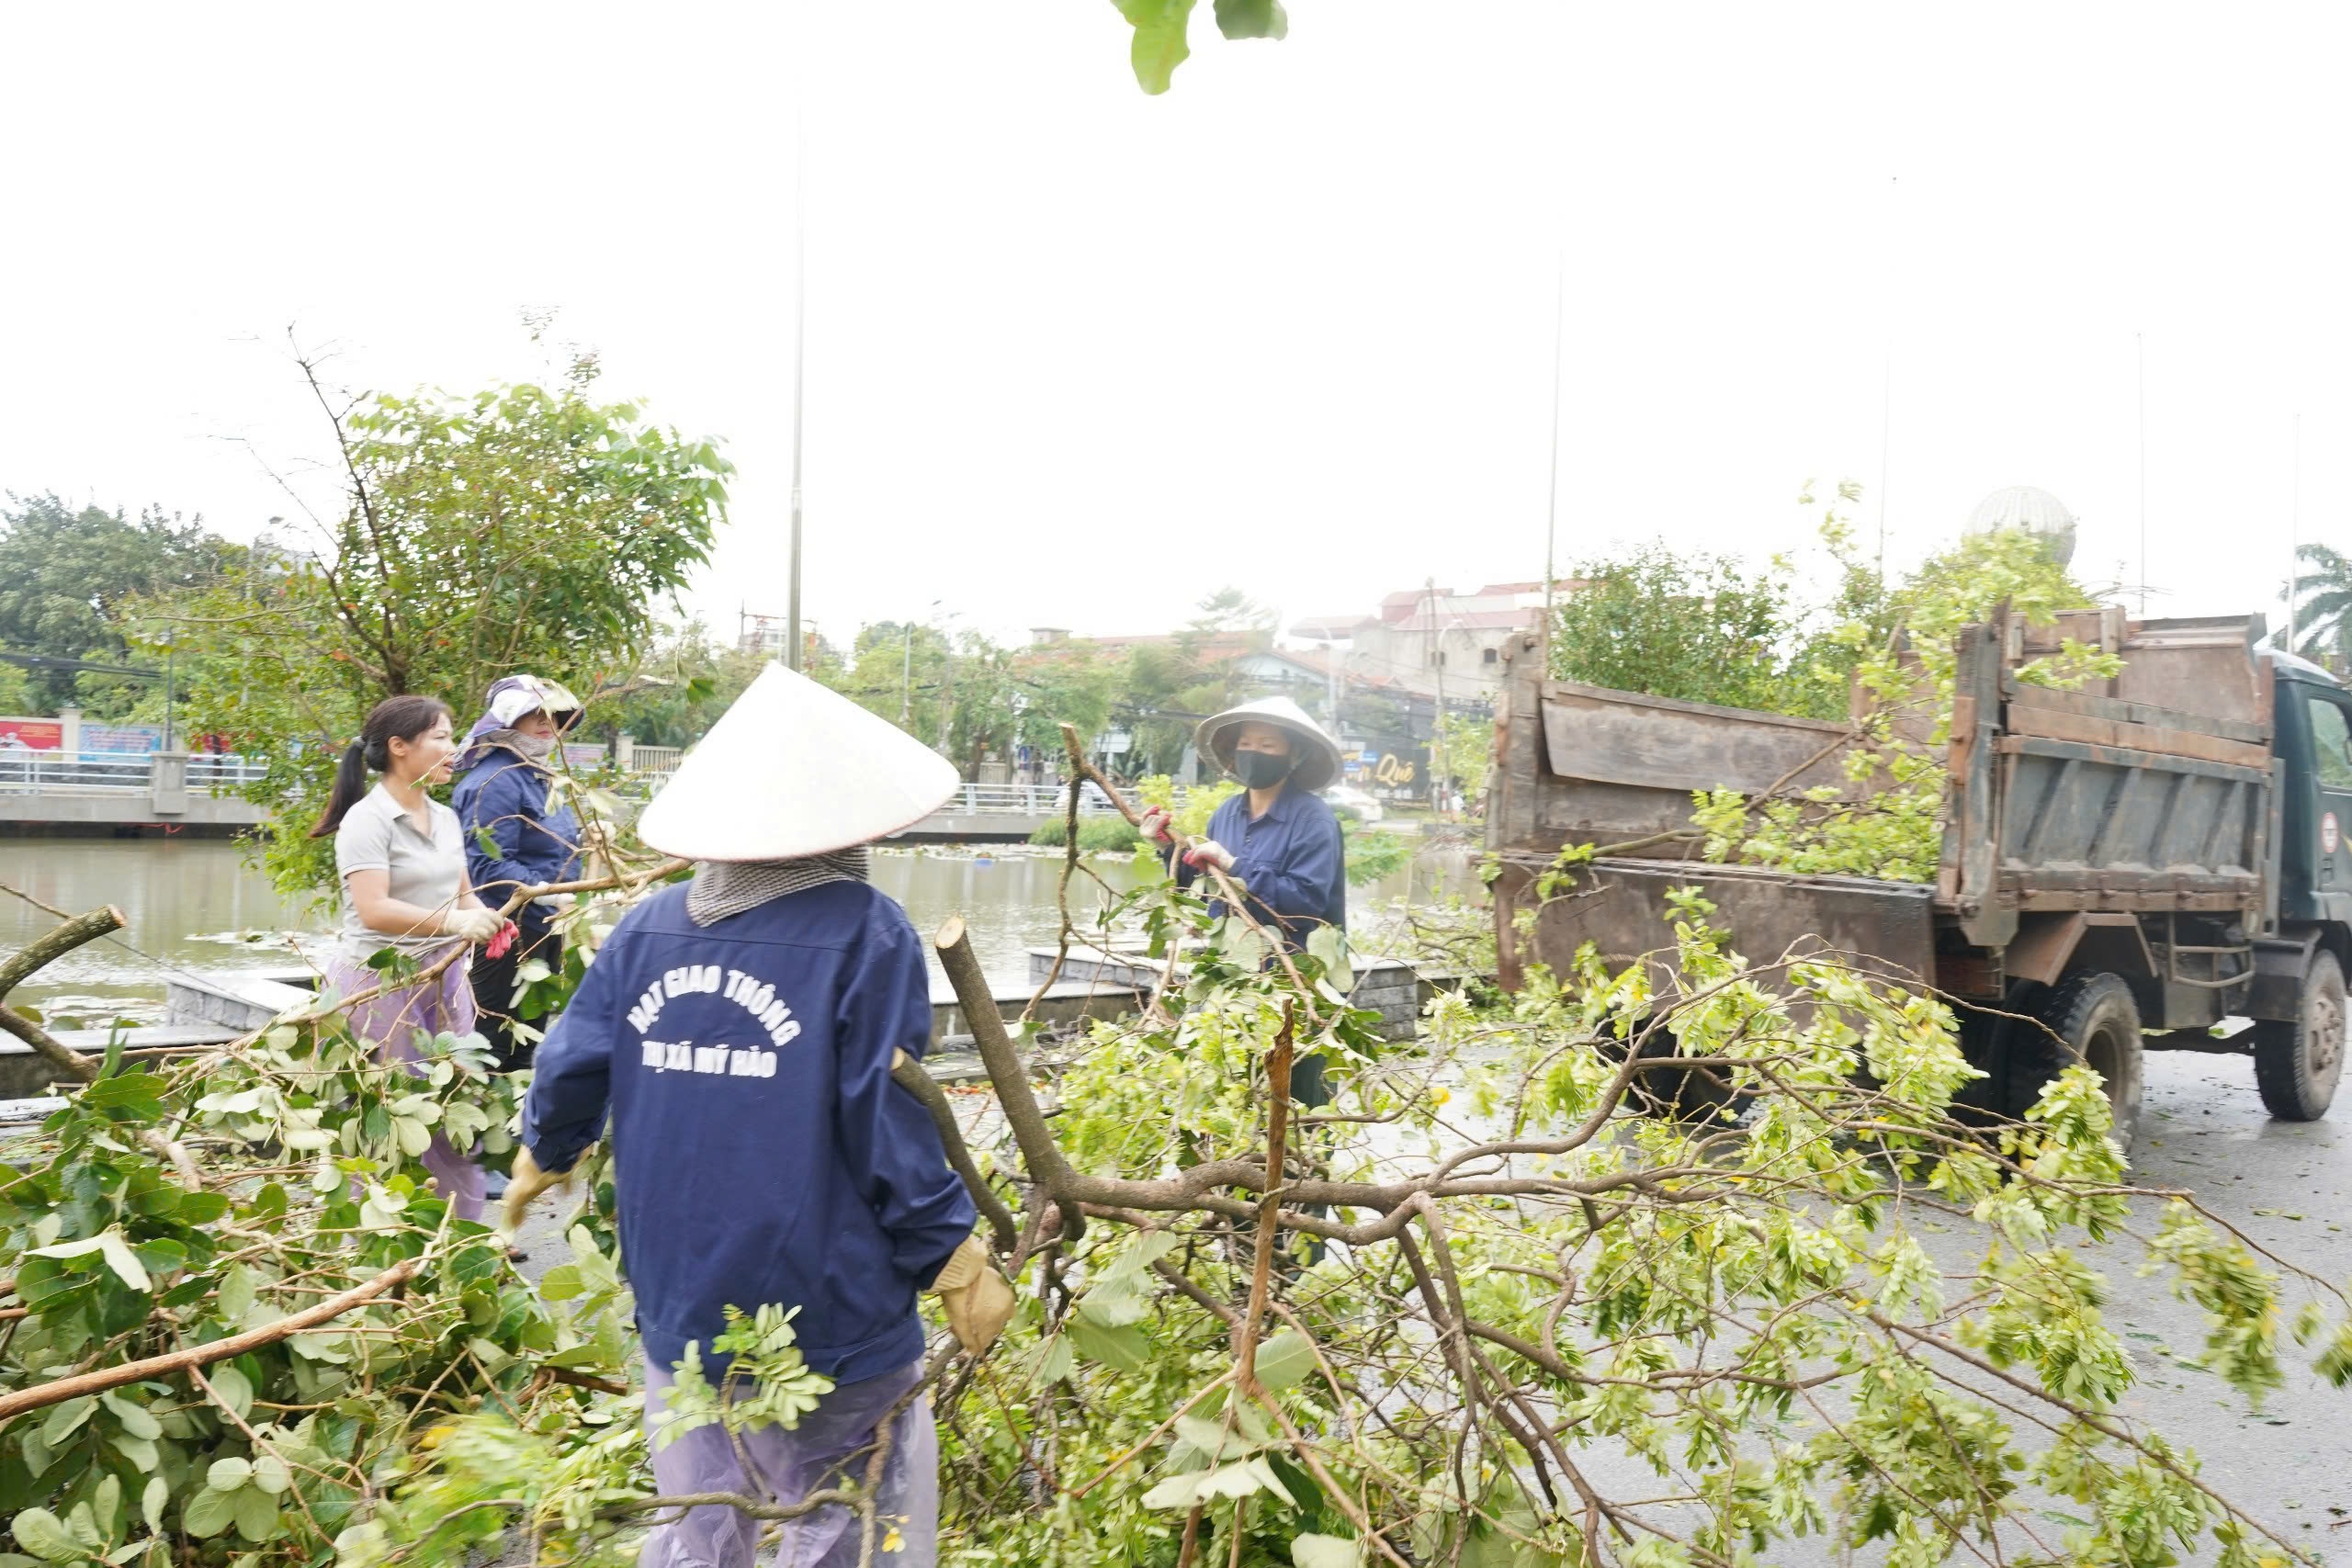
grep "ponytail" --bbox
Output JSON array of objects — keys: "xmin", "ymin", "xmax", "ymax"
[
  {"xmin": 309, "ymin": 694, "xmax": 454, "ymax": 839},
  {"xmin": 309, "ymin": 740, "xmax": 372, "ymax": 839}
]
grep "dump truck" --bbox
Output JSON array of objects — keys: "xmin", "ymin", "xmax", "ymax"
[{"xmin": 1485, "ymin": 609, "xmax": 2352, "ymax": 1144}]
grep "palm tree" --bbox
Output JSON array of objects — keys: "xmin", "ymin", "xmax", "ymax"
[{"xmin": 2290, "ymin": 543, "xmax": 2352, "ymax": 671}]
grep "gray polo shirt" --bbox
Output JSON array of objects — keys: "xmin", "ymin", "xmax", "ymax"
[{"xmin": 334, "ymin": 784, "xmax": 466, "ymax": 964}]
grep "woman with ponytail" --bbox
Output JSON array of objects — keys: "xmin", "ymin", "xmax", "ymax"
[{"xmin": 312, "ymin": 694, "xmax": 513, "ymax": 1222}]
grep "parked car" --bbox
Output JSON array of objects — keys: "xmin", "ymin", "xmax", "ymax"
[{"xmin": 1326, "ymin": 784, "xmax": 1384, "ymax": 824}]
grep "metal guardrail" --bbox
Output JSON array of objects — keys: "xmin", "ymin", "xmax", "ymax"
[{"xmin": 0, "ymin": 751, "xmax": 271, "ymax": 794}]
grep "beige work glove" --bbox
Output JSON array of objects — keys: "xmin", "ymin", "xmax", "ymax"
[
  {"xmin": 927, "ymin": 1235, "xmax": 1014, "ymax": 1356},
  {"xmin": 500, "ymin": 1145, "xmax": 579, "ymax": 1237},
  {"xmin": 446, "ymin": 907, "xmax": 505, "ymax": 943}
]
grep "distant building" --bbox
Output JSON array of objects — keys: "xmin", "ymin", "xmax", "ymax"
[{"xmin": 1288, "ymin": 581, "xmax": 1578, "ymax": 696}]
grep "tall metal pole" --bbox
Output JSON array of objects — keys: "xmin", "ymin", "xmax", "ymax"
[
  {"xmin": 2136, "ymin": 333, "xmax": 2148, "ymax": 616},
  {"xmin": 786, "ymin": 117, "xmax": 806, "ymax": 672},
  {"xmin": 2289, "ymin": 412, "xmax": 2301, "ymax": 655},
  {"xmin": 1876, "ymin": 354, "xmax": 1892, "ymax": 582},
  {"xmin": 1541, "ymin": 254, "xmax": 1565, "ymax": 635},
  {"xmin": 162, "ymin": 624, "xmax": 175, "ymax": 753}
]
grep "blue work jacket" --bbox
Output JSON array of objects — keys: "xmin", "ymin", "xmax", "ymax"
[
  {"xmin": 1176, "ymin": 785, "xmax": 1348, "ymax": 950},
  {"xmin": 520, "ymin": 881, "xmax": 975, "ymax": 1382},
  {"xmin": 453, "ymin": 750, "xmax": 582, "ymax": 934}
]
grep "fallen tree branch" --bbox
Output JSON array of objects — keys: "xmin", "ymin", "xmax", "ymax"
[
  {"xmin": 0, "ymin": 906, "xmax": 125, "ymax": 1083},
  {"xmin": 0, "ymin": 1256, "xmax": 418, "ymax": 1422}
]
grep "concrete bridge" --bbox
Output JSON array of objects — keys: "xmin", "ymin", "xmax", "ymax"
[
  {"xmin": 0, "ymin": 750, "xmax": 268, "ymax": 833},
  {"xmin": 0, "ymin": 751, "xmax": 1118, "ymax": 842}
]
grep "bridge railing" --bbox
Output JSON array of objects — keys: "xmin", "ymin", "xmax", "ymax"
[
  {"xmin": 0, "ymin": 751, "xmax": 271, "ymax": 794},
  {"xmin": 941, "ymin": 783, "xmax": 1125, "ymax": 817}
]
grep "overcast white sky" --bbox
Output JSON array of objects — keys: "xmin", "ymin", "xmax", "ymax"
[{"xmin": 5, "ymin": 3, "xmax": 2348, "ymax": 652}]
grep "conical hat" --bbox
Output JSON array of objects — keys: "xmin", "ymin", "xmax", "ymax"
[
  {"xmin": 1193, "ymin": 694, "xmax": 1343, "ymax": 795},
  {"xmin": 636, "ymin": 664, "xmax": 960, "ymax": 861}
]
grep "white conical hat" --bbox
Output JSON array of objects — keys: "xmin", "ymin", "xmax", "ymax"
[
  {"xmin": 1194, "ymin": 694, "xmax": 1343, "ymax": 795},
  {"xmin": 636, "ymin": 664, "xmax": 960, "ymax": 861}
]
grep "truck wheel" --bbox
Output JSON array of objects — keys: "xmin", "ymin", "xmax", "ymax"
[
  {"xmin": 2254, "ymin": 950, "xmax": 2346, "ymax": 1122},
  {"xmin": 1627, "ymin": 1029, "xmax": 1746, "ymax": 1123},
  {"xmin": 2009, "ymin": 973, "xmax": 2143, "ymax": 1150}
]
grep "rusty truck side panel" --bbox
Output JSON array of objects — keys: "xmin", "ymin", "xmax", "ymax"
[
  {"xmin": 1941, "ymin": 615, "xmax": 2273, "ymax": 953},
  {"xmin": 1487, "ymin": 635, "xmax": 1929, "ymax": 992},
  {"xmin": 1489, "ymin": 613, "xmax": 2276, "ymax": 1014}
]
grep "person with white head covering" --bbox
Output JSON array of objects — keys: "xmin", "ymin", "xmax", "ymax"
[
  {"xmin": 451, "ymin": 674, "xmax": 586, "ymax": 1078},
  {"xmin": 1140, "ymin": 694, "xmax": 1349, "ymax": 1107},
  {"xmin": 506, "ymin": 665, "xmax": 1012, "ymax": 1568}
]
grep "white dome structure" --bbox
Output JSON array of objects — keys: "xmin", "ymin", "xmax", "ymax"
[{"xmin": 1965, "ymin": 485, "xmax": 2077, "ymax": 567}]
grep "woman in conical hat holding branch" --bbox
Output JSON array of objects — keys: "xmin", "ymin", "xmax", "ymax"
[
  {"xmin": 1138, "ymin": 694, "xmax": 1348, "ymax": 1106},
  {"xmin": 506, "ymin": 665, "xmax": 1012, "ymax": 1568}
]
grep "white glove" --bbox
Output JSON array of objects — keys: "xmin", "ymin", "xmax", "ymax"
[
  {"xmin": 1183, "ymin": 840, "xmax": 1235, "ymax": 873},
  {"xmin": 445, "ymin": 908, "xmax": 505, "ymax": 943},
  {"xmin": 1138, "ymin": 807, "xmax": 1174, "ymax": 844}
]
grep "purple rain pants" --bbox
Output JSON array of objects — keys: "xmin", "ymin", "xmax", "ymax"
[
  {"xmin": 323, "ymin": 953, "xmax": 486, "ymax": 1223},
  {"xmin": 639, "ymin": 1358, "xmax": 938, "ymax": 1568}
]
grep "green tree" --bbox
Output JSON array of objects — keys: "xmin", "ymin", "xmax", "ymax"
[
  {"xmin": 1548, "ymin": 542, "xmax": 1804, "ymax": 712},
  {"xmin": 0, "ymin": 495, "xmax": 242, "ymax": 713},
  {"xmin": 2290, "ymin": 541, "xmax": 2352, "ymax": 671},
  {"xmin": 600, "ymin": 624, "xmax": 772, "ymax": 750},
  {"xmin": 140, "ymin": 353, "xmax": 731, "ymax": 892}
]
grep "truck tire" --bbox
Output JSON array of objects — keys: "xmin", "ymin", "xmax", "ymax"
[
  {"xmin": 1628, "ymin": 1030, "xmax": 1746, "ymax": 1123},
  {"xmin": 2007, "ymin": 973, "xmax": 2143, "ymax": 1150},
  {"xmin": 2254, "ymin": 949, "xmax": 2346, "ymax": 1122}
]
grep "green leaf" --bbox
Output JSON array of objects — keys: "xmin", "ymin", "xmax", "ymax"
[
  {"xmin": 107, "ymin": 1436, "xmax": 155, "ymax": 1473},
  {"xmin": 139, "ymin": 1480, "xmax": 165, "ymax": 1538},
  {"xmin": 216, "ymin": 1264, "xmax": 256, "ymax": 1324},
  {"xmin": 1293, "ymin": 1533, "xmax": 1362, "ymax": 1568},
  {"xmin": 1115, "ymin": 0, "xmax": 1196, "ymax": 94},
  {"xmin": 96, "ymin": 1234, "xmax": 150, "ymax": 1292},
  {"xmin": 205, "ymin": 1457, "xmax": 252, "ymax": 1493},
  {"xmin": 178, "ymin": 1486, "xmax": 235, "ymax": 1540},
  {"xmin": 1066, "ymin": 1314, "xmax": 1151, "ymax": 1372},
  {"xmin": 1214, "ymin": 0, "xmax": 1287, "ymax": 39},
  {"xmin": 40, "ymin": 1397, "xmax": 95, "ymax": 1445},
  {"xmin": 209, "ymin": 1364, "xmax": 254, "ymax": 1422},
  {"xmin": 251, "ymin": 1455, "xmax": 291, "ymax": 1497},
  {"xmin": 537, "ymin": 1264, "xmax": 583, "ymax": 1302},
  {"xmin": 7, "ymin": 1509, "xmax": 79, "ymax": 1563},
  {"xmin": 98, "ymin": 1393, "xmax": 159, "ymax": 1441},
  {"xmin": 231, "ymin": 1484, "xmax": 280, "ymax": 1543},
  {"xmin": 1254, "ymin": 1329, "xmax": 1316, "ymax": 1393},
  {"xmin": 1306, "ymin": 926, "xmax": 1351, "ymax": 992}
]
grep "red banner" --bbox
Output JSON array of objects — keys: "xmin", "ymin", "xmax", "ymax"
[{"xmin": 0, "ymin": 719, "xmax": 63, "ymax": 750}]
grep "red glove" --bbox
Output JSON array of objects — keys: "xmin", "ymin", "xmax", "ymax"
[{"xmin": 484, "ymin": 921, "xmax": 519, "ymax": 960}]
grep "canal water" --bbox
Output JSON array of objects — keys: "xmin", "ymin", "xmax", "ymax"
[{"xmin": 2, "ymin": 838, "xmax": 1480, "ymax": 1027}]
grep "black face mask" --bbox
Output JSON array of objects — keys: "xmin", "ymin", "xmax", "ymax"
[{"xmin": 1232, "ymin": 750, "xmax": 1295, "ymax": 789}]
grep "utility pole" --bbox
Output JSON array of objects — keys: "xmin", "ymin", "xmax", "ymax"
[
  {"xmin": 161, "ymin": 622, "xmax": 175, "ymax": 753},
  {"xmin": 1542, "ymin": 253, "xmax": 1565, "ymax": 636},
  {"xmin": 900, "ymin": 620, "xmax": 916, "ymax": 726},
  {"xmin": 786, "ymin": 118, "xmax": 806, "ymax": 672},
  {"xmin": 2136, "ymin": 333, "xmax": 2148, "ymax": 616},
  {"xmin": 2289, "ymin": 412, "xmax": 2301, "ymax": 655},
  {"xmin": 1426, "ymin": 579, "xmax": 1449, "ymax": 814}
]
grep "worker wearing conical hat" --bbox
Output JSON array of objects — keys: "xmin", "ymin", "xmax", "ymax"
[
  {"xmin": 1139, "ymin": 694, "xmax": 1349, "ymax": 1107},
  {"xmin": 506, "ymin": 665, "xmax": 1012, "ymax": 1568},
  {"xmin": 1141, "ymin": 694, "xmax": 1348, "ymax": 950}
]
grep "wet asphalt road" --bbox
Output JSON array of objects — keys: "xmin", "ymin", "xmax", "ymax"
[{"xmin": 2085, "ymin": 1048, "xmax": 2352, "ymax": 1546}]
